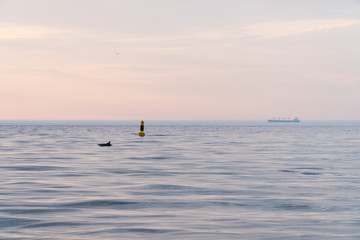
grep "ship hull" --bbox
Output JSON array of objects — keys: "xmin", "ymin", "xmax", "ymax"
[{"xmin": 268, "ymin": 120, "xmax": 300, "ymax": 123}]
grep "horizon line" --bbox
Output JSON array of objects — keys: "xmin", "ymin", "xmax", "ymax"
[{"xmin": 1, "ymin": 119, "xmax": 360, "ymax": 122}]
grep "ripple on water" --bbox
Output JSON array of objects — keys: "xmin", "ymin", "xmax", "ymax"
[
  {"xmin": 279, "ymin": 167, "xmax": 324, "ymax": 176},
  {"xmin": 1, "ymin": 123, "xmax": 360, "ymax": 239},
  {"xmin": 59, "ymin": 200, "xmax": 140, "ymax": 209},
  {"xmin": 0, "ymin": 217, "xmax": 39, "ymax": 228},
  {"xmin": 0, "ymin": 165, "xmax": 66, "ymax": 172},
  {"xmin": 22, "ymin": 221, "xmax": 86, "ymax": 229},
  {"xmin": 2, "ymin": 208, "xmax": 75, "ymax": 215}
]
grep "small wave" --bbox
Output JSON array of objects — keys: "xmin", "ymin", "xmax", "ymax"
[
  {"xmin": 275, "ymin": 203, "xmax": 313, "ymax": 210},
  {"xmin": 81, "ymin": 227, "xmax": 173, "ymax": 235},
  {"xmin": 127, "ymin": 156, "xmax": 169, "ymax": 160},
  {"xmin": 279, "ymin": 169, "xmax": 297, "ymax": 173},
  {"xmin": 189, "ymin": 171, "xmax": 239, "ymax": 176},
  {"xmin": 118, "ymin": 228, "xmax": 171, "ymax": 233},
  {"xmin": 55, "ymin": 173, "xmax": 90, "ymax": 177},
  {"xmin": 0, "ymin": 165, "xmax": 66, "ymax": 171},
  {"xmin": 154, "ymin": 200, "xmax": 252, "ymax": 209},
  {"xmin": 0, "ymin": 217, "xmax": 39, "ymax": 228},
  {"xmin": 280, "ymin": 168, "xmax": 323, "ymax": 175},
  {"xmin": 23, "ymin": 221, "xmax": 85, "ymax": 228},
  {"xmin": 210, "ymin": 201, "xmax": 250, "ymax": 207},
  {"xmin": 294, "ymin": 167, "xmax": 323, "ymax": 170},
  {"xmin": 301, "ymin": 172, "xmax": 322, "ymax": 175},
  {"xmin": 60, "ymin": 200, "xmax": 139, "ymax": 209},
  {"xmin": 33, "ymin": 189, "xmax": 61, "ymax": 193},
  {"xmin": 107, "ymin": 169, "xmax": 147, "ymax": 174},
  {"xmin": 56, "ymin": 199, "xmax": 252, "ymax": 211},
  {"xmin": 2, "ymin": 208, "xmax": 74, "ymax": 215},
  {"xmin": 151, "ymin": 156, "xmax": 168, "ymax": 160},
  {"xmin": 144, "ymin": 184, "xmax": 193, "ymax": 190},
  {"xmin": 107, "ymin": 169, "xmax": 176, "ymax": 176}
]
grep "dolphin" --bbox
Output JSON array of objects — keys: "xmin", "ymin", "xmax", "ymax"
[{"xmin": 98, "ymin": 141, "xmax": 112, "ymax": 147}]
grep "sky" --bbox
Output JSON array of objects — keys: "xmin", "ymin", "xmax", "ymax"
[{"xmin": 1, "ymin": 0, "xmax": 360, "ymax": 120}]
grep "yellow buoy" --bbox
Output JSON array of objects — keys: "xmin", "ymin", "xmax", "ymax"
[{"xmin": 138, "ymin": 120, "xmax": 145, "ymax": 137}]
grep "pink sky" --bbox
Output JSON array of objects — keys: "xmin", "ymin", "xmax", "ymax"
[{"xmin": 1, "ymin": 0, "xmax": 360, "ymax": 120}]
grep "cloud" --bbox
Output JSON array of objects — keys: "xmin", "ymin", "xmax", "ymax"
[
  {"xmin": 0, "ymin": 22, "xmax": 226, "ymax": 48},
  {"xmin": 108, "ymin": 30, "xmax": 226, "ymax": 44},
  {"xmin": 0, "ymin": 23, "xmax": 70, "ymax": 39},
  {"xmin": 242, "ymin": 19, "xmax": 360, "ymax": 39}
]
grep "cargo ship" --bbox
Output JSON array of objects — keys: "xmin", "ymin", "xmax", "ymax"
[{"xmin": 268, "ymin": 117, "xmax": 300, "ymax": 123}]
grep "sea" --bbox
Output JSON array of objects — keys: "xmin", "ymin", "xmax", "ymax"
[{"xmin": 0, "ymin": 120, "xmax": 360, "ymax": 240}]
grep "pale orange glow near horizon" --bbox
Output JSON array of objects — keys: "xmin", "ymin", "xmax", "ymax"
[{"xmin": 1, "ymin": 1, "xmax": 360, "ymax": 120}]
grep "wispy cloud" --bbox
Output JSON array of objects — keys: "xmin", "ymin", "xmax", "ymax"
[
  {"xmin": 0, "ymin": 22, "xmax": 226, "ymax": 46},
  {"xmin": 0, "ymin": 23, "xmax": 69, "ymax": 39},
  {"xmin": 242, "ymin": 19, "xmax": 360, "ymax": 39},
  {"xmin": 108, "ymin": 31, "xmax": 226, "ymax": 44}
]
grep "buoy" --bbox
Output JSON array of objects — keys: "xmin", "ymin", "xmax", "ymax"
[{"xmin": 138, "ymin": 120, "xmax": 145, "ymax": 137}]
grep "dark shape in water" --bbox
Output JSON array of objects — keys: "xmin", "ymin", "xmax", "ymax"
[{"xmin": 98, "ymin": 141, "xmax": 112, "ymax": 147}]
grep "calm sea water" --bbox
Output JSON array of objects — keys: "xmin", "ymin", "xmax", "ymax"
[{"xmin": 1, "ymin": 121, "xmax": 360, "ymax": 240}]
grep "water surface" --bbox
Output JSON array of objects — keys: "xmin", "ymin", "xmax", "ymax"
[{"xmin": 1, "ymin": 121, "xmax": 360, "ymax": 239}]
